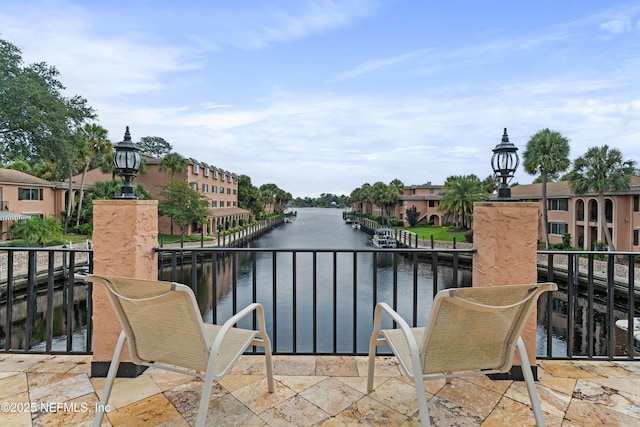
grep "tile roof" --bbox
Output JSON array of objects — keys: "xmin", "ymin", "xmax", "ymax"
[{"xmin": 0, "ymin": 168, "xmax": 55, "ymax": 186}]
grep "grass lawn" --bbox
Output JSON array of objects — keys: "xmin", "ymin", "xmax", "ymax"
[{"xmin": 397, "ymin": 226, "xmax": 468, "ymax": 242}]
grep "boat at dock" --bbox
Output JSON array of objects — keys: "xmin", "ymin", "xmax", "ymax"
[
  {"xmin": 615, "ymin": 317, "xmax": 640, "ymax": 343},
  {"xmin": 372, "ymin": 227, "xmax": 397, "ymax": 248}
]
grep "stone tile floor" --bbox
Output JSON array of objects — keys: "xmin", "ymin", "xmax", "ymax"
[{"xmin": 0, "ymin": 353, "xmax": 639, "ymax": 426}]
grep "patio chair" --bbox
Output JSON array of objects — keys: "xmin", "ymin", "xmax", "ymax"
[
  {"xmin": 90, "ymin": 275, "xmax": 274, "ymax": 427},
  {"xmin": 367, "ymin": 282, "xmax": 556, "ymax": 427}
]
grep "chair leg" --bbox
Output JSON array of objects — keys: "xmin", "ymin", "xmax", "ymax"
[
  {"xmin": 196, "ymin": 364, "xmax": 216, "ymax": 427},
  {"xmin": 411, "ymin": 359, "xmax": 431, "ymax": 427},
  {"xmin": 93, "ymin": 331, "xmax": 126, "ymax": 427},
  {"xmin": 516, "ymin": 337, "xmax": 546, "ymax": 427},
  {"xmin": 366, "ymin": 337, "xmax": 378, "ymax": 392},
  {"xmin": 263, "ymin": 336, "xmax": 275, "ymax": 393}
]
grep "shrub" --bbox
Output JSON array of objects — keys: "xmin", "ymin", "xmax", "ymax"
[
  {"xmin": 405, "ymin": 206, "xmax": 420, "ymax": 227},
  {"xmin": 464, "ymin": 229, "xmax": 473, "ymax": 243}
]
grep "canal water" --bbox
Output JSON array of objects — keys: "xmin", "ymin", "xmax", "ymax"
[{"xmin": 162, "ymin": 207, "xmax": 472, "ymax": 354}]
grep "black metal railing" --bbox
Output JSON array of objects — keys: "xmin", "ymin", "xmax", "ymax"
[
  {"xmin": 537, "ymin": 250, "xmax": 639, "ymax": 361},
  {"xmin": 1, "ymin": 245, "xmax": 638, "ymax": 362},
  {"xmin": 155, "ymin": 247, "xmax": 474, "ymax": 355},
  {"xmin": 0, "ymin": 247, "xmax": 93, "ymax": 354}
]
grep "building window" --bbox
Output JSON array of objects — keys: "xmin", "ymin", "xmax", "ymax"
[
  {"xmin": 548, "ymin": 199, "xmax": 568, "ymax": 211},
  {"xmin": 233, "ymin": 189, "xmax": 237, "ymax": 195},
  {"xmin": 214, "ymin": 170, "xmax": 218, "ymax": 179},
  {"xmin": 211, "ymin": 200, "xmax": 217, "ymax": 208},
  {"xmin": 233, "ymin": 201, "xmax": 237, "ymax": 207},
  {"xmin": 634, "ymin": 230, "xmax": 639, "ymax": 246},
  {"xmin": 227, "ymin": 201, "xmax": 231, "ymax": 207},
  {"xmin": 634, "ymin": 195, "xmax": 639, "ymax": 212},
  {"xmin": 549, "ymin": 222, "xmax": 567, "ymax": 235},
  {"xmin": 220, "ymin": 186, "xmax": 224, "ymax": 194},
  {"xmin": 202, "ymin": 184, "xmax": 208, "ymax": 193},
  {"xmin": 192, "ymin": 164, "xmax": 199, "ymax": 174},
  {"xmin": 428, "ymin": 200, "xmax": 436, "ymax": 208},
  {"xmin": 18, "ymin": 188, "xmax": 44, "ymax": 201},
  {"xmin": 212, "ymin": 185, "xmax": 217, "ymax": 194},
  {"xmin": 227, "ymin": 188, "xmax": 231, "ymax": 195},
  {"xmin": 191, "ymin": 182, "xmax": 198, "ymax": 191},
  {"xmin": 204, "ymin": 168, "xmax": 210, "ymax": 177}
]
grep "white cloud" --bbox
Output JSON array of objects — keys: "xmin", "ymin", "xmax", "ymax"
[
  {"xmin": 334, "ymin": 49, "xmax": 426, "ymax": 81},
  {"xmin": 211, "ymin": 0, "xmax": 379, "ymax": 49},
  {"xmin": 600, "ymin": 18, "xmax": 633, "ymax": 34}
]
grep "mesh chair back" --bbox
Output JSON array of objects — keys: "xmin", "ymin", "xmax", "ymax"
[
  {"xmin": 420, "ymin": 283, "xmax": 552, "ymax": 375},
  {"xmin": 93, "ymin": 275, "xmax": 211, "ymax": 372}
]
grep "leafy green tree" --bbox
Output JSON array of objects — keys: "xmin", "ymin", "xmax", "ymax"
[
  {"xmin": 158, "ymin": 181, "xmax": 210, "ymax": 239},
  {"xmin": 567, "ymin": 145, "xmax": 636, "ymax": 251},
  {"xmin": 159, "ymin": 152, "xmax": 188, "ymax": 182},
  {"xmin": 4, "ymin": 160, "xmax": 32, "ymax": 173},
  {"xmin": 8, "ymin": 216, "xmax": 62, "ymax": 247},
  {"xmin": 238, "ymin": 174, "xmax": 264, "ymax": 219},
  {"xmin": 0, "ymin": 39, "xmax": 95, "ymax": 164},
  {"xmin": 75, "ymin": 180, "xmax": 152, "ymax": 230},
  {"xmin": 438, "ymin": 175, "xmax": 487, "ymax": 229},
  {"xmin": 138, "ymin": 136, "xmax": 173, "ymax": 157},
  {"xmin": 274, "ymin": 188, "xmax": 292, "ymax": 211},
  {"xmin": 523, "ymin": 129, "xmax": 571, "ymax": 249}
]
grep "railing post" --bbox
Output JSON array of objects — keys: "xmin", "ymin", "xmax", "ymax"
[
  {"xmin": 91, "ymin": 199, "xmax": 158, "ymax": 378},
  {"xmin": 472, "ymin": 202, "xmax": 539, "ymax": 379}
]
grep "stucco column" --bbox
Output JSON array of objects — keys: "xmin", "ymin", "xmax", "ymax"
[
  {"xmin": 91, "ymin": 199, "xmax": 158, "ymax": 377},
  {"xmin": 472, "ymin": 201, "xmax": 540, "ymax": 379}
]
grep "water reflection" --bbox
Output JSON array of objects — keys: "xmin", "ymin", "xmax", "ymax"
[
  {"xmin": 161, "ymin": 208, "xmax": 472, "ymax": 353},
  {"xmin": 0, "ymin": 283, "xmax": 89, "ymax": 352}
]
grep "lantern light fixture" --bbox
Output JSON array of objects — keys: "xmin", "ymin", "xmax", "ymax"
[
  {"xmin": 491, "ymin": 128, "xmax": 519, "ymax": 201},
  {"xmin": 113, "ymin": 126, "xmax": 142, "ymax": 199}
]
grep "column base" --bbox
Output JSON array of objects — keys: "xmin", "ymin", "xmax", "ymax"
[
  {"xmin": 91, "ymin": 361, "xmax": 147, "ymax": 378},
  {"xmin": 487, "ymin": 365, "xmax": 538, "ymax": 381}
]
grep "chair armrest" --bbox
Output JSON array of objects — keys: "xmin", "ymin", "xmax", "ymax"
[
  {"xmin": 210, "ymin": 303, "xmax": 269, "ymax": 366},
  {"xmin": 372, "ymin": 303, "xmax": 421, "ymax": 362}
]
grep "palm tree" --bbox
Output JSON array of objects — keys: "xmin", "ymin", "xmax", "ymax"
[
  {"xmin": 349, "ymin": 187, "xmax": 362, "ymax": 212},
  {"xmin": 522, "ymin": 129, "xmax": 570, "ymax": 249},
  {"xmin": 159, "ymin": 152, "xmax": 188, "ymax": 182},
  {"xmin": 75, "ymin": 123, "xmax": 111, "ymax": 227},
  {"xmin": 33, "ymin": 160, "xmax": 63, "ymax": 180},
  {"xmin": 370, "ymin": 180, "xmax": 404, "ymax": 225},
  {"xmin": 567, "ymin": 145, "xmax": 636, "ymax": 251},
  {"xmin": 360, "ymin": 183, "xmax": 372, "ymax": 215},
  {"xmin": 438, "ymin": 175, "xmax": 487, "ymax": 229},
  {"xmin": 159, "ymin": 152, "xmax": 188, "ymax": 234},
  {"xmin": 371, "ymin": 182, "xmax": 390, "ymax": 223}
]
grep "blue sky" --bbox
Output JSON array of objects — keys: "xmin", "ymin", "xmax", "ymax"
[{"xmin": 2, "ymin": 1, "xmax": 639, "ymax": 198}]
